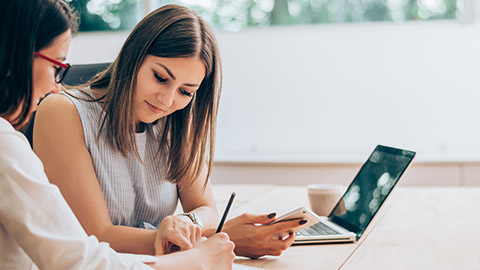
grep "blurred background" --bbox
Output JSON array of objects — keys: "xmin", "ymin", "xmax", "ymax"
[
  {"xmin": 65, "ymin": 0, "xmax": 480, "ymax": 186},
  {"xmin": 67, "ymin": 0, "xmax": 461, "ymax": 31}
]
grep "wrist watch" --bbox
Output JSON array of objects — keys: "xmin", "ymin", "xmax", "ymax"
[{"xmin": 178, "ymin": 213, "xmax": 204, "ymax": 229}]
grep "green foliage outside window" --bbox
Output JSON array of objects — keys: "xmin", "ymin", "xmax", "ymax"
[
  {"xmin": 66, "ymin": 0, "xmax": 140, "ymax": 31},
  {"xmin": 68, "ymin": 0, "xmax": 459, "ymax": 32}
]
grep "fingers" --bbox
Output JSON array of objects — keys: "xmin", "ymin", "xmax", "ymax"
[
  {"xmin": 265, "ymin": 218, "xmax": 306, "ymax": 235},
  {"xmin": 216, "ymin": 232, "xmax": 236, "ymax": 253},
  {"xmin": 168, "ymin": 231, "xmax": 194, "ymax": 251},
  {"xmin": 277, "ymin": 232, "xmax": 296, "ymax": 247},
  {"xmin": 176, "ymin": 216, "xmax": 203, "ymax": 245},
  {"xmin": 154, "ymin": 240, "xmax": 165, "ymax": 256},
  {"xmin": 155, "ymin": 215, "xmax": 203, "ymax": 255},
  {"xmin": 155, "ymin": 233, "xmax": 192, "ymax": 256},
  {"xmin": 208, "ymin": 233, "xmax": 236, "ymax": 269},
  {"xmin": 240, "ymin": 234, "xmax": 294, "ymax": 259},
  {"xmin": 185, "ymin": 224, "xmax": 200, "ymax": 247},
  {"xmin": 224, "ymin": 213, "xmax": 301, "ymax": 259},
  {"xmin": 214, "ymin": 232, "xmax": 230, "ymax": 241},
  {"xmin": 235, "ymin": 212, "xmax": 277, "ymax": 224},
  {"xmin": 208, "ymin": 232, "xmax": 236, "ymax": 255},
  {"xmin": 192, "ymin": 224, "xmax": 202, "ymax": 243},
  {"xmin": 186, "ymin": 233, "xmax": 235, "ymax": 270},
  {"xmin": 217, "ymin": 233, "xmax": 235, "ymax": 246},
  {"xmin": 264, "ymin": 233, "xmax": 296, "ymax": 256}
]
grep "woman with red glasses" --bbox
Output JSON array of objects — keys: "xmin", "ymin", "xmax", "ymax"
[
  {"xmin": 34, "ymin": 52, "xmax": 71, "ymax": 84},
  {"xmin": 0, "ymin": 0, "xmax": 234, "ymax": 269}
]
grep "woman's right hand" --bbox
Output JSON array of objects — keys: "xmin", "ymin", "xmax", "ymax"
[
  {"xmin": 154, "ymin": 215, "xmax": 203, "ymax": 255},
  {"xmin": 194, "ymin": 233, "xmax": 235, "ymax": 270}
]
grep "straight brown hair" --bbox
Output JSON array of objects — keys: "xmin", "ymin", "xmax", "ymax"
[
  {"xmin": 83, "ymin": 5, "xmax": 221, "ymax": 187},
  {"xmin": 0, "ymin": 0, "xmax": 77, "ymax": 129}
]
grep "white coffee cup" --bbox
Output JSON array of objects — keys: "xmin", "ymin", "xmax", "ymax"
[{"xmin": 307, "ymin": 184, "xmax": 344, "ymax": 216}]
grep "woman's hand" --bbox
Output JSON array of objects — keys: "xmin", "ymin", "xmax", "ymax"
[
  {"xmin": 194, "ymin": 233, "xmax": 236, "ymax": 270},
  {"xmin": 148, "ymin": 233, "xmax": 235, "ymax": 270},
  {"xmin": 154, "ymin": 215, "xmax": 203, "ymax": 255},
  {"xmin": 223, "ymin": 213, "xmax": 304, "ymax": 259}
]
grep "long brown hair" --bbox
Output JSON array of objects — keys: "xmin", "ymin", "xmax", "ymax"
[
  {"xmin": 0, "ymin": 0, "xmax": 77, "ymax": 128},
  {"xmin": 86, "ymin": 5, "xmax": 221, "ymax": 187}
]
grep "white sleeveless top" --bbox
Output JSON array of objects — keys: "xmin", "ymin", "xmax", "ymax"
[{"xmin": 64, "ymin": 89, "xmax": 178, "ymax": 229}]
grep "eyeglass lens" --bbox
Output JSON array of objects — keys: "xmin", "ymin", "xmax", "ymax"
[{"xmin": 55, "ymin": 65, "xmax": 69, "ymax": 83}]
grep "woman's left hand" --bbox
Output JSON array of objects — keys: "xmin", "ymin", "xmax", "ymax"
[
  {"xmin": 222, "ymin": 213, "xmax": 302, "ymax": 259},
  {"xmin": 154, "ymin": 215, "xmax": 203, "ymax": 255}
]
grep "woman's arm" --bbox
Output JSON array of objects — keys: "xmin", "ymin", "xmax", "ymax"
[
  {"xmin": 0, "ymin": 121, "xmax": 153, "ymax": 269},
  {"xmin": 176, "ymin": 166, "xmax": 219, "ymax": 230},
  {"xmin": 33, "ymin": 94, "xmax": 160, "ymax": 255}
]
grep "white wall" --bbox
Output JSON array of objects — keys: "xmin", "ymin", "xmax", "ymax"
[{"xmin": 68, "ymin": 20, "xmax": 480, "ymax": 163}]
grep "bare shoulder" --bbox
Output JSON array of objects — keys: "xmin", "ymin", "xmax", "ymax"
[
  {"xmin": 36, "ymin": 92, "xmax": 77, "ymax": 117},
  {"xmin": 34, "ymin": 92, "xmax": 84, "ymax": 142}
]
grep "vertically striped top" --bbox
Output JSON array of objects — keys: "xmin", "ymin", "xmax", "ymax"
[{"xmin": 64, "ymin": 88, "xmax": 178, "ymax": 229}]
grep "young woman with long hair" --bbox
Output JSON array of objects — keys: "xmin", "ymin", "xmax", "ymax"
[{"xmin": 34, "ymin": 4, "xmax": 303, "ymax": 259}]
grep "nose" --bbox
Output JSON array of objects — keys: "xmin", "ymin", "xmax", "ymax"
[{"xmin": 158, "ymin": 87, "xmax": 175, "ymax": 107}]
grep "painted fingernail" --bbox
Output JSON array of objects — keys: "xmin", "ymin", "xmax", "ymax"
[
  {"xmin": 268, "ymin": 213, "xmax": 276, "ymax": 219},
  {"xmin": 299, "ymin": 220, "xmax": 307, "ymax": 225}
]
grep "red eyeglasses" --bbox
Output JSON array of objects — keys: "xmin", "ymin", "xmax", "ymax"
[{"xmin": 34, "ymin": 52, "xmax": 71, "ymax": 84}]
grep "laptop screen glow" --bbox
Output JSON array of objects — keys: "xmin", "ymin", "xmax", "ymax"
[{"xmin": 328, "ymin": 145, "xmax": 415, "ymax": 239}]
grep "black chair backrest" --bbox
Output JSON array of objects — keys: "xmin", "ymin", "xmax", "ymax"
[
  {"xmin": 62, "ymin": 63, "xmax": 110, "ymax": 86},
  {"xmin": 21, "ymin": 63, "xmax": 111, "ymax": 147}
]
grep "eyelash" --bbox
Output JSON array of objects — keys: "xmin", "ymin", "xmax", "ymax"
[
  {"xmin": 154, "ymin": 73, "xmax": 167, "ymax": 83},
  {"xmin": 154, "ymin": 72, "xmax": 193, "ymax": 97},
  {"xmin": 180, "ymin": 89, "xmax": 193, "ymax": 97}
]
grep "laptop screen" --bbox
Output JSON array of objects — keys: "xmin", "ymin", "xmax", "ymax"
[{"xmin": 328, "ymin": 145, "xmax": 416, "ymax": 240}]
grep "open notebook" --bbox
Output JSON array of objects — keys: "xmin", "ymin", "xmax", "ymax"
[
  {"xmin": 119, "ymin": 253, "xmax": 265, "ymax": 269},
  {"xmin": 233, "ymin": 263, "xmax": 265, "ymax": 270}
]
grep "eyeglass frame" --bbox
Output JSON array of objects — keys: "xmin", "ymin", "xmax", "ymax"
[{"xmin": 34, "ymin": 52, "xmax": 71, "ymax": 84}]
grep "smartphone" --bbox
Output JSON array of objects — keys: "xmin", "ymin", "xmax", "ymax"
[{"xmin": 270, "ymin": 207, "xmax": 320, "ymax": 239}]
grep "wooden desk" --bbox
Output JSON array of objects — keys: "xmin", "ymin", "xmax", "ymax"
[
  {"xmin": 214, "ymin": 185, "xmax": 480, "ymax": 269},
  {"xmin": 342, "ymin": 187, "xmax": 480, "ymax": 270}
]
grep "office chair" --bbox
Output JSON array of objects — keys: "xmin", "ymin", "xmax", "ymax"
[
  {"xmin": 62, "ymin": 62, "xmax": 110, "ymax": 86},
  {"xmin": 21, "ymin": 63, "xmax": 111, "ymax": 147}
]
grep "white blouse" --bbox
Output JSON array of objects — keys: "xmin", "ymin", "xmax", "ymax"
[{"xmin": 0, "ymin": 117, "xmax": 154, "ymax": 270}]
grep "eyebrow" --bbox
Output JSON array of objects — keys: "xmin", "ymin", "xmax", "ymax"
[{"xmin": 155, "ymin": 62, "xmax": 200, "ymax": 87}]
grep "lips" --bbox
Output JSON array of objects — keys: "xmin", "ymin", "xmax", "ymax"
[{"xmin": 145, "ymin": 101, "xmax": 165, "ymax": 113}]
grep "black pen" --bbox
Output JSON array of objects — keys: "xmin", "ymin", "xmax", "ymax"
[{"xmin": 216, "ymin": 192, "xmax": 236, "ymax": 233}]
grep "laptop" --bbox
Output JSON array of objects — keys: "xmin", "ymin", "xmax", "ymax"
[{"xmin": 294, "ymin": 145, "xmax": 416, "ymax": 244}]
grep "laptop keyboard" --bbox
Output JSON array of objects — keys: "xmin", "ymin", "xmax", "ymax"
[{"xmin": 297, "ymin": 221, "xmax": 341, "ymax": 236}]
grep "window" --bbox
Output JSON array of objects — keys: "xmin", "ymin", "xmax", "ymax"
[
  {"xmin": 70, "ymin": 0, "xmax": 465, "ymax": 32},
  {"xmin": 66, "ymin": 0, "xmax": 142, "ymax": 31}
]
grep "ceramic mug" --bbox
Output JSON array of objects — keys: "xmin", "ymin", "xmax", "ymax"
[{"xmin": 307, "ymin": 184, "xmax": 344, "ymax": 216}]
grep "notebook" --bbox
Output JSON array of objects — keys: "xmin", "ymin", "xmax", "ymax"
[
  {"xmin": 294, "ymin": 145, "xmax": 416, "ymax": 244},
  {"xmin": 119, "ymin": 253, "xmax": 265, "ymax": 269},
  {"xmin": 233, "ymin": 263, "xmax": 265, "ymax": 270}
]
